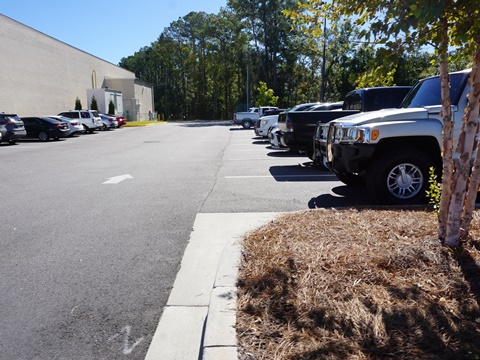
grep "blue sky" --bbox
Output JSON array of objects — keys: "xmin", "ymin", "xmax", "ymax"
[{"xmin": 1, "ymin": 0, "xmax": 228, "ymax": 65}]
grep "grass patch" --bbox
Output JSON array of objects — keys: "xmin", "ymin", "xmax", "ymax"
[
  {"xmin": 124, "ymin": 121, "xmax": 166, "ymax": 127},
  {"xmin": 237, "ymin": 209, "xmax": 480, "ymax": 359}
]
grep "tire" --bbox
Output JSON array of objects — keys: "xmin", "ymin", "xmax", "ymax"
[
  {"xmin": 88, "ymin": 129, "xmax": 95, "ymax": 134},
  {"xmin": 366, "ymin": 149, "xmax": 433, "ymax": 205},
  {"xmin": 38, "ymin": 131, "xmax": 49, "ymax": 142},
  {"xmin": 102, "ymin": 124, "xmax": 107, "ymax": 131},
  {"xmin": 83, "ymin": 124, "xmax": 89, "ymax": 134},
  {"xmin": 335, "ymin": 172, "xmax": 366, "ymax": 187},
  {"xmin": 242, "ymin": 120, "xmax": 252, "ymax": 129},
  {"xmin": 8, "ymin": 140, "xmax": 15, "ymax": 145}
]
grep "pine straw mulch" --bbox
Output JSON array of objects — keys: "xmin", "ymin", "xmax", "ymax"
[{"xmin": 236, "ymin": 209, "xmax": 480, "ymax": 360}]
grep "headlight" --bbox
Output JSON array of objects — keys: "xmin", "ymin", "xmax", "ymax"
[
  {"xmin": 260, "ymin": 120, "xmax": 268, "ymax": 127},
  {"xmin": 338, "ymin": 127, "xmax": 370, "ymax": 143},
  {"xmin": 345, "ymin": 128, "xmax": 362, "ymax": 142}
]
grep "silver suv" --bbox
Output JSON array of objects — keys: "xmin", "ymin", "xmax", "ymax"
[
  {"xmin": 0, "ymin": 113, "xmax": 27, "ymax": 144},
  {"xmin": 58, "ymin": 110, "xmax": 102, "ymax": 133}
]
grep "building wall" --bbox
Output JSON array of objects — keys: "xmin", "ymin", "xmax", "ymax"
[
  {"xmin": 0, "ymin": 14, "xmax": 151, "ymax": 118},
  {"xmin": 104, "ymin": 79, "xmax": 154, "ymax": 120},
  {"xmin": 134, "ymin": 81, "xmax": 155, "ymax": 120},
  {"xmin": 86, "ymin": 89, "xmax": 123, "ymax": 115}
]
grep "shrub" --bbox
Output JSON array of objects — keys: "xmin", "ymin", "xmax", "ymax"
[
  {"xmin": 90, "ymin": 96, "xmax": 98, "ymax": 110},
  {"xmin": 75, "ymin": 97, "xmax": 82, "ymax": 110},
  {"xmin": 108, "ymin": 100, "xmax": 115, "ymax": 115}
]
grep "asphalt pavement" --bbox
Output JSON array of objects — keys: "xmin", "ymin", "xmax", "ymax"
[{"xmin": 144, "ymin": 212, "xmax": 281, "ymax": 359}]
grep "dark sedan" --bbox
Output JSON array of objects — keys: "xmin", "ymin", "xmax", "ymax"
[{"xmin": 21, "ymin": 117, "xmax": 71, "ymax": 141}]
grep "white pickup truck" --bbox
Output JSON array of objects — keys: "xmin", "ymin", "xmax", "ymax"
[
  {"xmin": 233, "ymin": 106, "xmax": 278, "ymax": 129},
  {"xmin": 318, "ymin": 69, "xmax": 472, "ymax": 205}
]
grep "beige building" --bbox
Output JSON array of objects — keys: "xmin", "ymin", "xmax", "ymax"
[{"xmin": 0, "ymin": 14, "xmax": 154, "ymax": 120}]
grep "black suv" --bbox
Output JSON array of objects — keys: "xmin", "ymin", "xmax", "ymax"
[{"xmin": 0, "ymin": 113, "xmax": 26, "ymax": 144}]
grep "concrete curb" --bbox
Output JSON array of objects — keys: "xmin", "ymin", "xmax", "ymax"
[{"xmin": 145, "ymin": 213, "xmax": 280, "ymax": 360}]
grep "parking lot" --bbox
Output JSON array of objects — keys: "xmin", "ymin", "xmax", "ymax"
[{"xmin": 0, "ymin": 121, "xmax": 370, "ymax": 359}]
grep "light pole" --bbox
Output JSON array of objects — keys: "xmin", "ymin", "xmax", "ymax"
[
  {"xmin": 320, "ymin": 15, "xmax": 327, "ymax": 102},
  {"xmin": 246, "ymin": 49, "xmax": 250, "ymax": 110}
]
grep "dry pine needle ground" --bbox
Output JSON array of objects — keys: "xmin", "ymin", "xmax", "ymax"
[{"xmin": 237, "ymin": 209, "xmax": 480, "ymax": 360}]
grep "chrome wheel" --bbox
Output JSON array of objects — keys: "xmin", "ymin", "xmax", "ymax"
[
  {"xmin": 386, "ymin": 163, "xmax": 423, "ymax": 200},
  {"xmin": 367, "ymin": 149, "xmax": 432, "ymax": 205}
]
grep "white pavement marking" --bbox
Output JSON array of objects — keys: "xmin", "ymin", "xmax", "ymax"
[
  {"xmin": 102, "ymin": 174, "xmax": 133, "ymax": 184},
  {"xmin": 107, "ymin": 325, "xmax": 144, "ymax": 355}
]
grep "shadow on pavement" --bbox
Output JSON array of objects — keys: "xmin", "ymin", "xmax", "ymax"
[
  {"xmin": 269, "ymin": 164, "xmax": 338, "ymax": 182},
  {"xmin": 229, "ymin": 127, "xmax": 254, "ymax": 131},
  {"xmin": 308, "ymin": 185, "xmax": 371, "ymax": 208},
  {"xmin": 267, "ymin": 151, "xmax": 301, "ymax": 158},
  {"xmin": 252, "ymin": 140, "xmax": 270, "ymax": 145}
]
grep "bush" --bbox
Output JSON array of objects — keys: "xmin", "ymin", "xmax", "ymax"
[
  {"xmin": 90, "ymin": 96, "xmax": 98, "ymax": 110},
  {"xmin": 75, "ymin": 97, "xmax": 82, "ymax": 110},
  {"xmin": 108, "ymin": 100, "xmax": 115, "ymax": 115}
]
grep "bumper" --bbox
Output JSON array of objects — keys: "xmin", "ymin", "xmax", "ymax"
[
  {"xmin": 329, "ymin": 143, "xmax": 376, "ymax": 174},
  {"xmin": 5, "ymin": 130, "xmax": 27, "ymax": 141},
  {"xmin": 279, "ymin": 132, "xmax": 295, "ymax": 148},
  {"xmin": 255, "ymin": 127, "xmax": 269, "ymax": 137},
  {"xmin": 50, "ymin": 129, "xmax": 71, "ymax": 138},
  {"xmin": 70, "ymin": 125, "xmax": 84, "ymax": 134}
]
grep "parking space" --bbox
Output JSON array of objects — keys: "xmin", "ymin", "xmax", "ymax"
[{"xmin": 200, "ymin": 126, "xmax": 370, "ymax": 213}]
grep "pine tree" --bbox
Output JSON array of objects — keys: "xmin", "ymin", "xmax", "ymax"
[
  {"xmin": 90, "ymin": 96, "xmax": 98, "ymax": 110},
  {"xmin": 75, "ymin": 97, "xmax": 82, "ymax": 110}
]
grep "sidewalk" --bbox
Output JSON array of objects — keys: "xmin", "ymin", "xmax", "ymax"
[{"xmin": 145, "ymin": 212, "xmax": 280, "ymax": 360}]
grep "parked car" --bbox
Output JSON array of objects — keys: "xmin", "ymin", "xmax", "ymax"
[
  {"xmin": 234, "ymin": 106, "xmax": 279, "ymax": 129},
  {"xmin": 278, "ymin": 87, "xmax": 412, "ymax": 159},
  {"xmin": 98, "ymin": 113, "xmax": 118, "ymax": 130},
  {"xmin": 254, "ymin": 104, "xmax": 326, "ymax": 137},
  {"xmin": 114, "ymin": 115, "xmax": 126, "ymax": 127},
  {"xmin": 45, "ymin": 115, "xmax": 83, "ymax": 136},
  {"xmin": 58, "ymin": 110, "xmax": 102, "ymax": 133},
  {"xmin": 317, "ymin": 70, "xmax": 469, "ymax": 205},
  {"xmin": 0, "ymin": 113, "xmax": 26, "ymax": 144},
  {"xmin": 255, "ymin": 114, "xmax": 281, "ymax": 138},
  {"xmin": 307, "ymin": 102, "xmax": 344, "ymax": 111},
  {"xmin": 21, "ymin": 116, "xmax": 71, "ymax": 141},
  {"xmin": 268, "ymin": 125, "xmax": 286, "ymax": 149}
]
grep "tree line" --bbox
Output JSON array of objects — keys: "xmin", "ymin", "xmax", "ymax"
[{"xmin": 118, "ymin": 0, "xmax": 463, "ymax": 121}]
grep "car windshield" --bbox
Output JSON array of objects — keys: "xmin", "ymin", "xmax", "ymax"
[{"xmin": 401, "ymin": 72, "xmax": 467, "ymax": 108}]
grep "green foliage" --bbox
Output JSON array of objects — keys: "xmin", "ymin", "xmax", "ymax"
[
  {"xmin": 255, "ymin": 81, "xmax": 278, "ymax": 106},
  {"xmin": 74, "ymin": 97, "xmax": 82, "ymax": 110},
  {"xmin": 118, "ymin": 2, "xmax": 436, "ymax": 119},
  {"xmin": 425, "ymin": 167, "xmax": 442, "ymax": 215},
  {"xmin": 108, "ymin": 100, "xmax": 115, "ymax": 115},
  {"xmin": 90, "ymin": 96, "xmax": 98, "ymax": 111}
]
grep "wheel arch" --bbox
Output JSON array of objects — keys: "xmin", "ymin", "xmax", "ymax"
[{"xmin": 373, "ymin": 136, "xmax": 442, "ymax": 172}]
